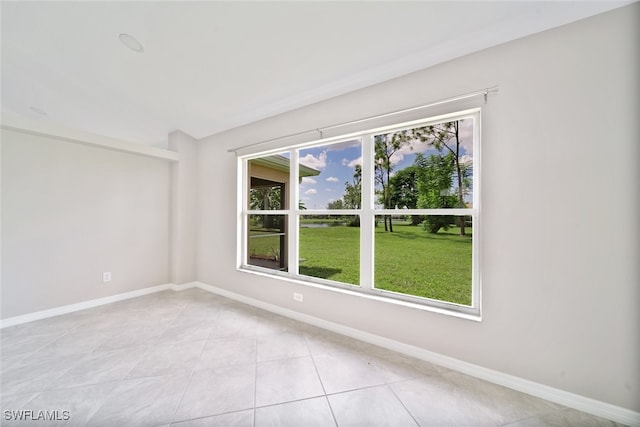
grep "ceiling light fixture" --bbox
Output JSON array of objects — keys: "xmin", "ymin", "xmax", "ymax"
[
  {"xmin": 29, "ymin": 106, "xmax": 47, "ymax": 116},
  {"xmin": 118, "ymin": 33, "xmax": 144, "ymax": 53}
]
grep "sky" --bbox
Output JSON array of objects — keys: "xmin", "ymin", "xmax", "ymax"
[
  {"xmin": 298, "ymin": 139, "xmax": 360, "ymax": 209},
  {"xmin": 297, "ymin": 119, "xmax": 474, "ymax": 210}
]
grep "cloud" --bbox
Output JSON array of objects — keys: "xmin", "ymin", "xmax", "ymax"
[
  {"xmin": 412, "ymin": 119, "xmax": 475, "ymax": 155},
  {"xmin": 374, "ymin": 135, "xmax": 416, "ymax": 166},
  {"xmin": 459, "ymin": 154, "xmax": 473, "ymax": 165},
  {"xmin": 342, "ymin": 156, "xmax": 362, "ymax": 168},
  {"xmin": 301, "ymin": 177, "xmax": 317, "ymax": 185},
  {"xmin": 378, "ymin": 119, "xmax": 476, "ymax": 165},
  {"xmin": 458, "ymin": 119, "xmax": 474, "ymax": 155},
  {"xmin": 300, "ymin": 151, "xmax": 327, "ymax": 170},
  {"xmin": 389, "ymin": 151, "xmax": 406, "ymax": 166},
  {"xmin": 325, "ymin": 176, "xmax": 339, "ymax": 182},
  {"xmin": 304, "ymin": 188, "xmax": 317, "ymax": 195}
]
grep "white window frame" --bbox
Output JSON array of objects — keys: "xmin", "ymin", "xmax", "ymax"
[{"xmin": 238, "ymin": 108, "xmax": 481, "ymax": 320}]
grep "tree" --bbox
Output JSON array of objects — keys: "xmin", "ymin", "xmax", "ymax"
[
  {"xmin": 375, "ymin": 131, "xmax": 415, "ymax": 232},
  {"xmin": 327, "ymin": 199, "xmax": 345, "ymax": 210},
  {"xmin": 250, "ymin": 185, "xmax": 283, "ymax": 229},
  {"xmin": 415, "ymin": 153, "xmax": 457, "ymax": 233},
  {"xmin": 326, "ymin": 164, "xmax": 361, "ymax": 210},
  {"xmin": 343, "ymin": 164, "xmax": 361, "ymax": 209},
  {"xmin": 325, "ymin": 165, "xmax": 361, "ymax": 225},
  {"xmin": 389, "ymin": 165, "xmax": 422, "ymax": 225},
  {"xmin": 414, "ymin": 121, "xmax": 472, "ymax": 235},
  {"xmin": 250, "ymin": 185, "xmax": 282, "ymax": 211}
]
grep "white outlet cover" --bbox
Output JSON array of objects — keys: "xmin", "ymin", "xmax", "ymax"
[{"xmin": 102, "ymin": 272, "xmax": 112, "ymax": 283}]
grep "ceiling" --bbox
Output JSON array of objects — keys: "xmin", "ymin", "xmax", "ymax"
[{"xmin": 1, "ymin": 1, "xmax": 630, "ymax": 148}]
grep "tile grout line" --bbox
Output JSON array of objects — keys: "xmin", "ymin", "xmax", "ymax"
[
  {"xmin": 3, "ymin": 288, "xmax": 628, "ymax": 427},
  {"xmin": 169, "ymin": 409, "xmax": 252, "ymax": 426},
  {"xmin": 303, "ymin": 333, "xmax": 339, "ymax": 427},
  {"xmin": 497, "ymin": 407, "xmax": 568, "ymax": 427},
  {"xmin": 80, "ymin": 379, "xmax": 125, "ymax": 427},
  {"xmin": 387, "ymin": 382, "xmax": 422, "ymax": 427},
  {"xmin": 253, "ymin": 323, "xmax": 259, "ymax": 427},
  {"xmin": 253, "ymin": 394, "xmax": 331, "ymax": 411},
  {"xmin": 168, "ymin": 300, "xmax": 204, "ymax": 426}
]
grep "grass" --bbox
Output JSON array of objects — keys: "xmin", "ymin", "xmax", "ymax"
[
  {"xmin": 248, "ymin": 234, "xmax": 282, "ymax": 260},
  {"xmin": 299, "ymin": 217, "xmax": 349, "ymax": 225},
  {"xmin": 300, "ymin": 221, "xmax": 472, "ymax": 305},
  {"xmin": 249, "ymin": 221, "xmax": 472, "ymax": 306},
  {"xmin": 299, "ymin": 225, "xmax": 360, "ymax": 285},
  {"xmin": 373, "ymin": 224, "xmax": 472, "ymax": 305}
]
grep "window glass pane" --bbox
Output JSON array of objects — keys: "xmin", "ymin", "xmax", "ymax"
[
  {"xmin": 299, "ymin": 214, "xmax": 359, "ymax": 286},
  {"xmin": 374, "ymin": 119, "xmax": 473, "ymax": 210},
  {"xmin": 248, "ymin": 152, "xmax": 290, "ymax": 210},
  {"xmin": 248, "ymin": 214, "xmax": 287, "ymax": 271},
  {"xmin": 374, "ymin": 215, "xmax": 472, "ymax": 305},
  {"xmin": 299, "ymin": 139, "xmax": 361, "ymax": 210},
  {"xmin": 241, "ymin": 111, "xmax": 478, "ymax": 313}
]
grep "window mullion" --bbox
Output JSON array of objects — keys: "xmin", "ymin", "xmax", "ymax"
[
  {"xmin": 472, "ymin": 111, "xmax": 481, "ymax": 312},
  {"xmin": 360, "ymin": 134, "xmax": 374, "ymax": 290},
  {"xmin": 238, "ymin": 157, "xmax": 247, "ymax": 269},
  {"xmin": 288, "ymin": 150, "xmax": 299, "ymax": 276},
  {"xmin": 240, "ymin": 109, "xmax": 480, "ymax": 318}
]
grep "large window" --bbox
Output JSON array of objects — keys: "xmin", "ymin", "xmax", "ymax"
[{"xmin": 240, "ymin": 109, "xmax": 480, "ymax": 317}]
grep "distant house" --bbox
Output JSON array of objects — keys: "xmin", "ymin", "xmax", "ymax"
[
  {"xmin": 248, "ymin": 154, "xmax": 320, "ymax": 210},
  {"xmin": 247, "ymin": 155, "xmax": 320, "ymax": 270}
]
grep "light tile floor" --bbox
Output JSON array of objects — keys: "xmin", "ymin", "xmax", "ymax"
[{"xmin": 0, "ymin": 289, "xmax": 625, "ymax": 426}]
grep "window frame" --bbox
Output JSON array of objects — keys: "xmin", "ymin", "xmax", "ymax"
[{"xmin": 238, "ymin": 108, "xmax": 481, "ymax": 319}]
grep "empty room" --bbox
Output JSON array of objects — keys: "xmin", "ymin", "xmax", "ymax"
[{"xmin": 1, "ymin": 1, "xmax": 638, "ymax": 426}]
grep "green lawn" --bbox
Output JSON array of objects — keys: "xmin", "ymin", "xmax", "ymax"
[
  {"xmin": 373, "ymin": 224, "xmax": 472, "ymax": 305},
  {"xmin": 248, "ymin": 233, "xmax": 282, "ymax": 260},
  {"xmin": 299, "ymin": 222, "xmax": 472, "ymax": 306},
  {"xmin": 299, "ymin": 225, "xmax": 360, "ymax": 285},
  {"xmin": 248, "ymin": 220, "xmax": 472, "ymax": 305}
]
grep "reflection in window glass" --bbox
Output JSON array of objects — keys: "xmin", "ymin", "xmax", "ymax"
[
  {"xmin": 299, "ymin": 215, "xmax": 359, "ymax": 286},
  {"xmin": 299, "ymin": 140, "xmax": 361, "ymax": 210},
  {"xmin": 374, "ymin": 215, "xmax": 472, "ymax": 306},
  {"xmin": 248, "ymin": 214, "xmax": 287, "ymax": 271}
]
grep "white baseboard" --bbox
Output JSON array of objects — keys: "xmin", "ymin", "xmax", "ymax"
[
  {"xmin": 0, "ymin": 283, "xmax": 172, "ymax": 329},
  {"xmin": 192, "ymin": 281, "xmax": 640, "ymax": 427},
  {"xmin": 2, "ymin": 280, "xmax": 637, "ymax": 426},
  {"xmin": 168, "ymin": 282, "xmax": 198, "ymax": 292}
]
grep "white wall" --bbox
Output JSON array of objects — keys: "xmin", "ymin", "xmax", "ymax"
[
  {"xmin": 1, "ymin": 130, "xmax": 171, "ymax": 318},
  {"xmin": 169, "ymin": 130, "xmax": 198, "ymax": 284},
  {"xmin": 197, "ymin": 4, "xmax": 639, "ymax": 412}
]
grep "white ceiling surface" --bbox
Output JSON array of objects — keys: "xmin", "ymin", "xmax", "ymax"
[{"xmin": 1, "ymin": 1, "xmax": 631, "ymax": 148}]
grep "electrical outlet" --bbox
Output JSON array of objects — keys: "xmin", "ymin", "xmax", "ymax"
[
  {"xmin": 102, "ymin": 272, "xmax": 112, "ymax": 283},
  {"xmin": 293, "ymin": 292, "xmax": 303, "ymax": 302}
]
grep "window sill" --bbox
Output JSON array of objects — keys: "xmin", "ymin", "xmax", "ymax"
[{"xmin": 238, "ymin": 265, "xmax": 482, "ymax": 322}]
